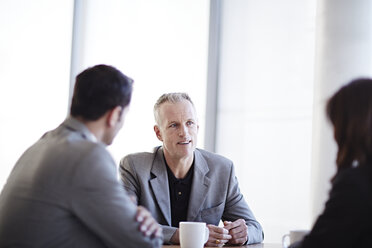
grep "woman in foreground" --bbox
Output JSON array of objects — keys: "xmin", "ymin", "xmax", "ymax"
[{"xmin": 291, "ymin": 78, "xmax": 372, "ymax": 247}]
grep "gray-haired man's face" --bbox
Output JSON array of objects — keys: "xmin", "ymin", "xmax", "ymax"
[{"xmin": 154, "ymin": 100, "xmax": 199, "ymax": 161}]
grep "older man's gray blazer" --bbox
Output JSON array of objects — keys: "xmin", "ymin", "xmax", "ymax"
[
  {"xmin": 120, "ymin": 146, "xmax": 264, "ymax": 244},
  {"xmin": 0, "ymin": 117, "xmax": 162, "ymax": 248}
]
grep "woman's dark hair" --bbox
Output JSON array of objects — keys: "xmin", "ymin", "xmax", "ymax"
[
  {"xmin": 327, "ymin": 78, "xmax": 372, "ymax": 170},
  {"xmin": 70, "ymin": 64, "xmax": 133, "ymax": 121}
]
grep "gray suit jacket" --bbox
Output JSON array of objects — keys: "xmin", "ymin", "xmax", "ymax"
[
  {"xmin": 120, "ymin": 146, "xmax": 263, "ymax": 244},
  {"xmin": 0, "ymin": 117, "xmax": 162, "ymax": 248}
]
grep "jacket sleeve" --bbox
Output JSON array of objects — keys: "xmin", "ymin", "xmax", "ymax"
[
  {"xmin": 119, "ymin": 155, "xmax": 177, "ymax": 244},
  {"xmin": 222, "ymin": 162, "xmax": 264, "ymax": 244},
  {"xmin": 119, "ymin": 155, "xmax": 141, "ymax": 202},
  {"xmin": 70, "ymin": 145, "xmax": 162, "ymax": 248},
  {"xmin": 160, "ymin": 225, "xmax": 177, "ymax": 244}
]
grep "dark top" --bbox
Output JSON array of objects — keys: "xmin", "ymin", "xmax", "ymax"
[
  {"xmin": 166, "ymin": 161, "xmax": 194, "ymax": 228},
  {"xmin": 290, "ymin": 164, "xmax": 372, "ymax": 248}
]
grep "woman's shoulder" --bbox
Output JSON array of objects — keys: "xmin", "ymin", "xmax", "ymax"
[
  {"xmin": 332, "ymin": 165, "xmax": 372, "ymax": 203},
  {"xmin": 334, "ymin": 164, "xmax": 372, "ymax": 183}
]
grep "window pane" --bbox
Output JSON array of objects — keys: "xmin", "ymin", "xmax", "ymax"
[
  {"xmin": 217, "ymin": 0, "xmax": 317, "ymax": 242},
  {"xmin": 0, "ymin": 0, "xmax": 73, "ymax": 189},
  {"xmin": 73, "ymin": 0, "xmax": 209, "ymax": 162}
]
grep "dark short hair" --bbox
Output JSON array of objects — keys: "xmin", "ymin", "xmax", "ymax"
[
  {"xmin": 327, "ymin": 78, "xmax": 372, "ymax": 170},
  {"xmin": 70, "ymin": 64, "xmax": 133, "ymax": 121}
]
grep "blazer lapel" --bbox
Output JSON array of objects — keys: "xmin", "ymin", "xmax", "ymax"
[
  {"xmin": 187, "ymin": 149, "xmax": 210, "ymax": 221},
  {"xmin": 149, "ymin": 147, "xmax": 172, "ymax": 226}
]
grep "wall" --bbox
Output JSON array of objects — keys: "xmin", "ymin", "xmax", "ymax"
[
  {"xmin": 69, "ymin": 0, "xmax": 210, "ymax": 162},
  {"xmin": 216, "ymin": 0, "xmax": 317, "ymax": 242},
  {"xmin": 0, "ymin": 0, "xmax": 73, "ymax": 189}
]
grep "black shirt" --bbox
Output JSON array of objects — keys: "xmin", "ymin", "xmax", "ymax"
[{"xmin": 165, "ymin": 161, "xmax": 194, "ymax": 228}]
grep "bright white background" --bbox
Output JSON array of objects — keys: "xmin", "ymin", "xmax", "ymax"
[
  {"xmin": 0, "ymin": 0, "xmax": 320, "ymax": 243},
  {"xmin": 0, "ymin": 0, "xmax": 73, "ymax": 191},
  {"xmin": 72, "ymin": 0, "xmax": 209, "ymax": 162},
  {"xmin": 216, "ymin": 0, "xmax": 317, "ymax": 241}
]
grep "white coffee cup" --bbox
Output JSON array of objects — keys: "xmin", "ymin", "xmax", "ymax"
[
  {"xmin": 282, "ymin": 230, "xmax": 309, "ymax": 248},
  {"xmin": 179, "ymin": 222, "xmax": 209, "ymax": 248}
]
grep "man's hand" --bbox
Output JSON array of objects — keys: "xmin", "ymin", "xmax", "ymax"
[
  {"xmin": 205, "ymin": 224, "xmax": 232, "ymax": 246},
  {"xmin": 136, "ymin": 206, "xmax": 162, "ymax": 238},
  {"xmin": 223, "ymin": 219, "xmax": 248, "ymax": 245}
]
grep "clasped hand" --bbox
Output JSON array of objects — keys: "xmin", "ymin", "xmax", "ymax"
[
  {"xmin": 136, "ymin": 206, "xmax": 163, "ymax": 238},
  {"xmin": 205, "ymin": 219, "xmax": 248, "ymax": 246}
]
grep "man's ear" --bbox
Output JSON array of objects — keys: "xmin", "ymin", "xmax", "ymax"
[
  {"xmin": 154, "ymin": 125, "xmax": 163, "ymax": 141},
  {"xmin": 107, "ymin": 106, "xmax": 122, "ymax": 127}
]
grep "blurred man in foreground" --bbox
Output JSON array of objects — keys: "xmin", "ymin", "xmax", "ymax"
[{"xmin": 0, "ymin": 65, "xmax": 162, "ymax": 248}]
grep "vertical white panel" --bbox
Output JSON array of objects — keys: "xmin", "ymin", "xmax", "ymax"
[
  {"xmin": 0, "ymin": 0, "xmax": 73, "ymax": 189},
  {"xmin": 311, "ymin": 0, "xmax": 372, "ymax": 219},
  {"xmin": 217, "ymin": 0, "xmax": 316, "ymax": 242},
  {"xmin": 74, "ymin": 0, "xmax": 210, "ymax": 162}
]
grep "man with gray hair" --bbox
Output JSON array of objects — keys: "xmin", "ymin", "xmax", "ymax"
[{"xmin": 120, "ymin": 92, "xmax": 263, "ymax": 246}]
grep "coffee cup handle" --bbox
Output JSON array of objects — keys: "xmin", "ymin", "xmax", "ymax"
[
  {"xmin": 204, "ymin": 227, "xmax": 209, "ymax": 243},
  {"xmin": 282, "ymin": 234, "xmax": 290, "ymax": 248}
]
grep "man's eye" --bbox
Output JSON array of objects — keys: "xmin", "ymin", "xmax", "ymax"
[
  {"xmin": 187, "ymin": 121, "xmax": 194, "ymax": 126},
  {"xmin": 169, "ymin": 123, "xmax": 177, "ymax": 128}
]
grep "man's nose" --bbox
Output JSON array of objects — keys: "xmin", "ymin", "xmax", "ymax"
[{"xmin": 178, "ymin": 124, "xmax": 188, "ymax": 136}]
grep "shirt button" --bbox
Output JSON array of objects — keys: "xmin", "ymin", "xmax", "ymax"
[{"xmin": 178, "ymin": 192, "xmax": 182, "ymax": 195}]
